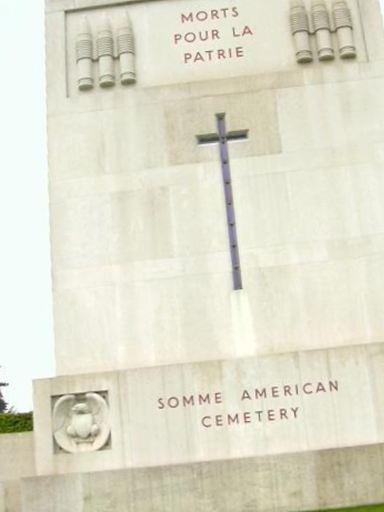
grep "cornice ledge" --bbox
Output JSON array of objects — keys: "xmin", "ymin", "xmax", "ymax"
[{"xmin": 46, "ymin": 0, "xmax": 166, "ymax": 14}]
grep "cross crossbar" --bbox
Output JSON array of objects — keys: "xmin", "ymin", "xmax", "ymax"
[{"xmin": 196, "ymin": 129, "xmax": 248, "ymax": 146}]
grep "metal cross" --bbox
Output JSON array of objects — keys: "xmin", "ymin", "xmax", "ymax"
[{"xmin": 196, "ymin": 113, "xmax": 248, "ymax": 291}]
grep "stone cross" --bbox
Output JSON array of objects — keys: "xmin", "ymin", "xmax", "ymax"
[{"xmin": 197, "ymin": 113, "xmax": 248, "ymax": 290}]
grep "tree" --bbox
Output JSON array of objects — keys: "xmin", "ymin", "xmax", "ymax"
[{"xmin": 0, "ymin": 367, "xmax": 8, "ymax": 413}]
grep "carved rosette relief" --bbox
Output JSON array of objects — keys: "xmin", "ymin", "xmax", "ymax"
[
  {"xmin": 76, "ymin": 13, "xmax": 136, "ymax": 92},
  {"xmin": 52, "ymin": 392, "xmax": 111, "ymax": 454},
  {"xmin": 289, "ymin": 0, "xmax": 356, "ymax": 64}
]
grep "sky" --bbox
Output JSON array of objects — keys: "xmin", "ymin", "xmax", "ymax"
[
  {"xmin": 0, "ymin": 1, "xmax": 384, "ymax": 412},
  {"xmin": 0, "ymin": 0, "xmax": 54, "ymax": 412}
]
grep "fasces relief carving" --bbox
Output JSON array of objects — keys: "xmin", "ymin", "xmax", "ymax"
[
  {"xmin": 52, "ymin": 392, "xmax": 111, "ymax": 453},
  {"xmin": 76, "ymin": 14, "xmax": 136, "ymax": 92},
  {"xmin": 290, "ymin": 0, "xmax": 356, "ymax": 64}
]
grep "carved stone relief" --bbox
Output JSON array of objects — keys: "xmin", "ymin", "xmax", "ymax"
[
  {"xmin": 76, "ymin": 13, "xmax": 136, "ymax": 92},
  {"xmin": 290, "ymin": 0, "xmax": 357, "ymax": 64},
  {"xmin": 52, "ymin": 392, "xmax": 111, "ymax": 453}
]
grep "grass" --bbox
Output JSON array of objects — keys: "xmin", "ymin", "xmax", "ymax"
[{"xmin": 315, "ymin": 506, "xmax": 384, "ymax": 512}]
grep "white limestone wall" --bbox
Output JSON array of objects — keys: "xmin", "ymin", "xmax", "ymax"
[
  {"xmin": 20, "ymin": 444, "xmax": 384, "ymax": 512},
  {"xmin": 34, "ymin": 343, "xmax": 384, "ymax": 476},
  {"xmin": 0, "ymin": 433, "xmax": 35, "ymax": 512},
  {"xmin": 46, "ymin": 0, "xmax": 384, "ymax": 375},
  {"xmin": 0, "ymin": 433, "xmax": 35, "ymax": 482}
]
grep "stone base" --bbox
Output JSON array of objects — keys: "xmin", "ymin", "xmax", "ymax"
[
  {"xmin": 33, "ymin": 344, "xmax": 384, "ymax": 476},
  {"xmin": 0, "ymin": 481, "xmax": 22, "ymax": 512},
  {"xmin": 20, "ymin": 443, "xmax": 384, "ymax": 512},
  {"xmin": 0, "ymin": 433, "xmax": 35, "ymax": 512}
]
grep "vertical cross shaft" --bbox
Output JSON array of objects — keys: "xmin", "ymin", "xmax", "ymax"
[{"xmin": 216, "ymin": 113, "xmax": 243, "ymax": 290}]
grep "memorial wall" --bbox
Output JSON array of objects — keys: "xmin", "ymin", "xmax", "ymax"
[{"xmin": 3, "ymin": 0, "xmax": 384, "ymax": 510}]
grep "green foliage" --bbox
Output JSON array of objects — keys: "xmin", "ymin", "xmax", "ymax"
[
  {"xmin": 337, "ymin": 508, "xmax": 384, "ymax": 512},
  {"xmin": 0, "ymin": 412, "xmax": 33, "ymax": 434},
  {"xmin": 0, "ymin": 367, "xmax": 9, "ymax": 413},
  {"xmin": 314, "ymin": 506, "xmax": 384, "ymax": 512},
  {"xmin": 0, "ymin": 388, "xmax": 7, "ymax": 414},
  {"xmin": 339, "ymin": 508, "xmax": 384, "ymax": 511}
]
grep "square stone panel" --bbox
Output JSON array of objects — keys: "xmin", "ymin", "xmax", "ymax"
[
  {"xmin": 164, "ymin": 90, "xmax": 282, "ymax": 166},
  {"xmin": 109, "ymin": 187, "xmax": 174, "ymax": 263}
]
